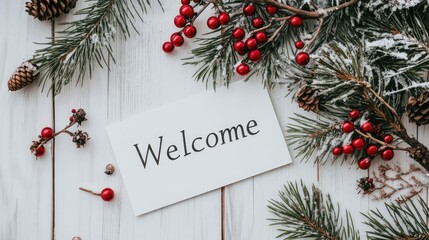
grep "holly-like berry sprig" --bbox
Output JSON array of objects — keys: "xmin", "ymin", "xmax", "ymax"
[
  {"xmin": 79, "ymin": 187, "xmax": 115, "ymax": 201},
  {"xmin": 332, "ymin": 109, "xmax": 404, "ymax": 170},
  {"xmin": 30, "ymin": 108, "xmax": 89, "ymax": 158},
  {"xmin": 163, "ymin": 1, "xmax": 311, "ymax": 77}
]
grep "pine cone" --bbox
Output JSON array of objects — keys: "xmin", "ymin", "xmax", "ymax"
[
  {"xmin": 8, "ymin": 61, "xmax": 38, "ymax": 91},
  {"xmin": 25, "ymin": 0, "xmax": 78, "ymax": 21},
  {"xmin": 406, "ymin": 92, "xmax": 429, "ymax": 126},
  {"xmin": 296, "ymin": 86, "xmax": 320, "ymax": 112}
]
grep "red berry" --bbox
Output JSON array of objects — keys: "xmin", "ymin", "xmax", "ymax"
[
  {"xmin": 366, "ymin": 144, "xmax": 379, "ymax": 157},
  {"xmin": 352, "ymin": 138, "xmax": 365, "ymax": 150},
  {"xmin": 245, "ymin": 38, "xmax": 258, "ymax": 50},
  {"xmin": 174, "ymin": 15, "xmax": 187, "ymax": 28},
  {"xmin": 349, "ymin": 109, "xmax": 360, "ymax": 119},
  {"xmin": 266, "ymin": 4, "xmax": 278, "ymax": 15},
  {"xmin": 233, "ymin": 41, "xmax": 246, "ymax": 53},
  {"xmin": 248, "ymin": 49, "xmax": 262, "ymax": 62},
  {"xmin": 181, "ymin": 0, "xmax": 190, "ymax": 4},
  {"xmin": 332, "ymin": 146, "xmax": 343, "ymax": 156},
  {"xmin": 207, "ymin": 16, "xmax": 220, "ymax": 30},
  {"xmin": 193, "ymin": 0, "xmax": 200, "ymax": 2},
  {"xmin": 295, "ymin": 52, "xmax": 310, "ymax": 66},
  {"xmin": 255, "ymin": 31, "xmax": 267, "ymax": 43},
  {"xmin": 100, "ymin": 188, "xmax": 115, "ymax": 201},
  {"xmin": 236, "ymin": 63, "xmax": 250, "ymax": 76},
  {"xmin": 252, "ymin": 17, "xmax": 264, "ymax": 28},
  {"xmin": 35, "ymin": 145, "xmax": 45, "ymax": 157},
  {"xmin": 170, "ymin": 33, "xmax": 184, "ymax": 47},
  {"xmin": 69, "ymin": 116, "xmax": 74, "ymax": 122},
  {"xmin": 243, "ymin": 4, "xmax": 255, "ymax": 16},
  {"xmin": 183, "ymin": 25, "xmax": 197, "ymax": 38},
  {"xmin": 383, "ymin": 134, "xmax": 394, "ymax": 144},
  {"xmin": 343, "ymin": 144, "xmax": 354, "ymax": 155},
  {"xmin": 381, "ymin": 149, "xmax": 394, "ymax": 161},
  {"xmin": 367, "ymin": 178, "xmax": 373, "ymax": 183},
  {"xmin": 290, "ymin": 16, "xmax": 303, "ymax": 27},
  {"xmin": 295, "ymin": 40, "xmax": 304, "ymax": 49},
  {"xmin": 180, "ymin": 5, "xmax": 194, "ymax": 19},
  {"xmin": 218, "ymin": 12, "xmax": 230, "ymax": 25},
  {"xmin": 162, "ymin": 42, "xmax": 174, "ymax": 53},
  {"xmin": 71, "ymin": 109, "xmax": 76, "ymax": 113},
  {"xmin": 341, "ymin": 121, "xmax": 354, "ymax": 133},
  {"xmin": 361, "ymin": 122, "xmax": 374, "ymax": 133},
  {"xmin": 358, "ymin": 157, "xmax": 371, "ymax": 170},
  {"xmin": 41, "ymin": 127, "xmax": 54, "ymax": 139},
  {"xmin": 232, "ymin": 27, "xmax": 245, "ymax": 40}
]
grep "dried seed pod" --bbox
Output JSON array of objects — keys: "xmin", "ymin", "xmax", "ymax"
[{"xmin": 105, "ymin": 164, "xmax": 115, "ymax": 175}]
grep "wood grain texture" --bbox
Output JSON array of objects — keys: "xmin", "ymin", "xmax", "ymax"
[{"xmin": 1, "ymin": 1, "xmax": 429, "ymax": 240}]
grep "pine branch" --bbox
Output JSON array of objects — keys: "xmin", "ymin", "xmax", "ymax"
[
  {"xmin": 363, "ymin": 196, "xmax": 429, "ymax": 240},
  {"xmin": 31, "ymin": 0, "xmax": 161, "ymax": 94},
  {"xmin": 268, "ymin": 180, "xmax": 360, "ymax": 240}
]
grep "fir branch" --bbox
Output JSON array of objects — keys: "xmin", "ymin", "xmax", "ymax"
[
  {"xmin": 363, "ymin": 196, "xmax": 429, "ymax": 240},
  {"xmin": 268, "ymin": 181, "xmax": 360, "ymax": 240},
  {"xmin": 31, "ymin": 0, "xmax": 161, "ymax": 94}
]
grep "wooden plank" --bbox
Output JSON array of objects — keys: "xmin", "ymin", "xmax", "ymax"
[{"xmin": 0, "ymin": 1, "xmax": 53, "ymax": 240}]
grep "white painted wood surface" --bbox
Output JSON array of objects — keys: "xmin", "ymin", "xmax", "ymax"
[{"xmin": 0, "ymin": 1, "xmax": 427, "ymax": 240}]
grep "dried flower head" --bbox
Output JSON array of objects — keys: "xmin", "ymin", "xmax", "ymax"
[
  {"xmin": 71, "ymin": 108, "xmax": 87, "ymax": 125},
  {"xmin": 357, "ymin": 177, "xmax": 375, "ymax": 193},
  {"xmin": 72, "ymin": 130, "xmax": 90, "ymax": 148}
]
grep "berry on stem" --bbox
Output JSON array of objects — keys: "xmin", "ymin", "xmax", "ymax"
[
  {"xmin": 248, "ymin": 49, "xmax": 261, "ymax": 62},
  {"xmin": 361, "ymin": 121, "xmax": 374, "ymax": 133},
  {"xmin": 232, "ymin": 27, "xmax": 245, "ymax": 40},
  {"xmin": 383, "ymin": 134, "xmax": 394, "ymax": 144},
  {"xmin": 79, "ymin": 187, "xmax": 115, "ymax": 202},
  {"xmin": 218, "ymin": 12, "xmax": 230, "ymax": 25},
  {"xmin": 295, "ymin": 40, "xmax": 304, "ymax": 49},
  {"xmin": 332, "ymin": 146, "xmax": 343, "ymax": 156},
  {"xmin": 71, "ymin": 109, "xmax": 76, "ymax": 113},
  {"xmin": 35, "ymin": 146, "xmax": 45, "ymax": 157},
  {"xmin": 236, "ymin": 63, "xmax": 250, "ymax": 76},
  {"xmin": 295, "ymin": 52, "xmax": 310, "ymax": 66},
  {"xmin": 352, "ymin": 138, "xmax": 365, "ymax": 150},
  {"xmin": 358, "ymin": 157, "xmax": 371, "ymax": 170},
  {"xmin": 162, "ymin": 42, "xmax": 175, "ymax": 53},
  {"xmin": 252, "ymin": 17, "xmax": 264, "ymax": 28},
  {"xmin": 341, "ymin": 121, "xmax": 354, "ymax": 133},
  {"xmin": 266, "ymin": 4, "xmax": 278, "ymax": 15},
  {"xmin": 41, "ymin": 127, "xmax": 54, "ymax": 139},
  {"xmin": 183, "ymin": 25, "xmax": 197, "ymax": 38},
  {"xmin": 170, "ymin": 33, "xmax": 184, "ymax": 47},
  {"xmin": 366, "ymin": 144, "xmax": 379, "ymax": 157},
  {"xmin": 290, "ymin": 16, "xmax": 303, "ymax": 27},
  {"xmin": 207, "ymin": 16, "xmax": 220, "ymax": 30},
  {"xmin": 180, "ymin": 5, "xmax": 194, "ymax": 19},
  {"xmin": 243, "ymin": 4, "xmax": 255, "ymax": 16},
  {"xmin": 245, "ymin": 38, "xmax": 258, "ymax": 50},
  {"xmin": 181, "ymin": 0, "xmax": 190, "ymax": 4},
  {"xmin": 255, "ymin": 31, "xmax": 267, "ymax": 43},
  {"xmin": 174, "ymin": 15, "xmax": 187, "ymax": 28},
  {"xmin": 233, "ymin": 41, "xmax": 246, "ymax": 53},
  {"xmin": 381, "ymin": 149, "xmax": 394, "ymax": 161},
  {"xmin": 349, "ymin": 109, "xmax": 360, "ymax": 119},
  {"xmin": 343, "ymin": 144, "xmax": 354, "ymax": 155}
]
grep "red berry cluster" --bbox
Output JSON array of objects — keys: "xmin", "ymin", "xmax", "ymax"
[
  {"xmin": 332, "ymin": 109, "xmax": 395, "ymax": 170},
  {"xmin": 30, "ymin": 108, "xmax": 89, "ymax": 158},
  {"xmin": 163, "ymin": 0, "xmax": 231, "ymax": 53}
]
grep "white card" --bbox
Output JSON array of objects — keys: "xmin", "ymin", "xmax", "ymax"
[{"xmin": 107, "ymin": 80, "xmax": 292, "ymax": 216}]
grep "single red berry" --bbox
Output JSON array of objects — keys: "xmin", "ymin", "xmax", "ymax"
[
  {"xmin": 367, "ymin": 178, "xmax": 373, "ymax": 183},
  {"xmin": 233, "ymin": 41, "xmax": 246, "ymax": 53},
  {"xmin": 193, "ymin": 0, "xmax": 200, "ymax": 2},
  {"xmin": 71, "ymin": 109, "xmax": 76, "ymax": 113},
  {"xmin": 366, "ymin": 144, "xmax": 379, "ymax": 157},
  {"xmin": 381, "ymin": 149, "xmax": 394, "ymax": 161},
  {"xmin": 332, "ymin": 146, "xmax": 343, "ymax": 156},
  {"xmin": 349, "ymin": 109, "xmax": 360, "ymax": 119},
  {"xmin": 243, "ymin": 4, "xmax": 255, "ymax": 16},
  {"xmin": 207, "ymin": 16, "xmax": 220, "ymax": 30},
  {"xmin": 69, "ymin": 116, "xmax": 74, "ymax": 122},
  {"xmin": 162, "ymin": 42, "xmax": 174, "ymax": 53},
  {"xmin": 383, "ymin": 134, "xmax": 394, "ymax": 144},
  {"xmin": 232, "ymin": 27, "xmax": 245, "ymax": 40},
  {"xmin": 245, "ymin": 38, "xmax": 258, "ymax": 50},
  {"xmin": 352, "ymin": 138, "xmax": 365, "ymax": 150},
  {"xmin": 295, "ymin": 40, "xmax": 304, "ymax": 49},
  {"xmin": 180, "ymin": 5, "xmax": 194, "ymax": 19},
  {"xmin": 181, "ymin": 0, "xmax": 190, "ymax": 4},
  {"xmin": 170, "ymin": 33, "xmax": 184, "ymax": 47},
  {"xmin": 236, "ymin": 63, "xmax": 250, "ymax": 76},
  {"xmin": 41, "ymin": 127, "xmax": 54, "ymax": 139},
  {"xmin": 248, "ymin": 49, "xmax": 262, "ymax": 62},
  {"xmin": 252, "ymin": 17, "xmax": 264, "ymax": 28},
  {"xmin": 255, "ymin": 31, "xmax": 267, "ymax": 43},
  {"xmin": 361, "ymin": 122, "xmax": 374, "ymax": 133},
  {"xmin": 341, "ymin": 121, "xmax": 355, "ymax": 133},
  {"xmin": 100, "ymin": 188, "xmax": 115, "ymax": 201},
  {"xmin": 290, "ymin": 16, "xmax": 303, "ymax": 27},
  {"xmin": 343, "ymin": 144, "xmax": 355, "ymax": 155},
  {"xmin": 266, "ymin": 4, "xmax": 278, "ymax": 15},
  {"xmin": 358, "ymin": 157, "xmax": 371, "ymax": 170},
  {"xmin": 183, "ymin": 25, "xmax": 197, "ymax": 38},
  {"xmin": 218, "ymin": 12, "xmax": 230, "ymax": 25},
  {"xmin": 295, "ymin": 52, "xmax": 310, "ymax": 66},
  {"xmin": 35, "ymin": 146, "xmax": 45, "ymax": 157},
  {"xmin": 174, "ymin": 15, "xmax": 187, "ymax": 28}
]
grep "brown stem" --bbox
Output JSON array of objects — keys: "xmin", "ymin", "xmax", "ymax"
[
  {"xmin": 79, "ymin": 187, "xmax": 101, "ymax": 196},
  {"xmin": 37, "ymin": 120, "xmax": 78, "ymax": 148},
  {"xmin": 301, "ymin": 216, "xmax": 336, "ymax": 240},
  {"xmin": 259, "ymin": 19, "xmax": 288, "ymax": 49},
  {"xmin": 305, "ymin": 18, "xmax": 324, "ymax": 51},
  {"xmin": 353, "ymin": 129, "xmax": 408, "ymax": 151}
]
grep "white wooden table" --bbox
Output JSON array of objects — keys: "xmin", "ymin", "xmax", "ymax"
[{"xmin": 1, "ymin": 1, "xmax": 427, "ymax": 239}]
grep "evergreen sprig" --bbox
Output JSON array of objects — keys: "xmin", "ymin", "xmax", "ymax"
[
  {"xmin": 268, "ymin": 180, "xmax": 360, "ymax": 240},
  {"xmin": 31, "ymin": 0, "xmax": 161, "ymax": 94}
]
